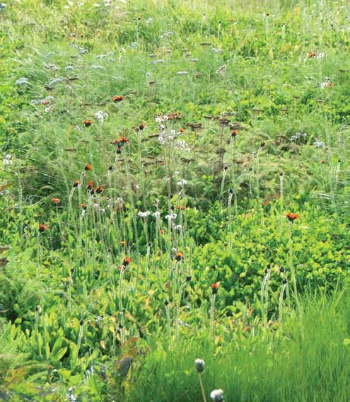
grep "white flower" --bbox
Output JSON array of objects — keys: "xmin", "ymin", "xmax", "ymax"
[
  {"xmin": 138, "ymin": 211, "xmax": 151, "ymax": 218},
  {"xmin": 210, "ymin": 389, "xmax": 224, "ymax": 402},
  {"xmin": 163, "ymin": 115, "xmax": 169, "ymax": 121},
  {"xmin": 165, "ymin": 213, "xmax": 177, "ymax": 220},
  {"xmin": 177, "ymin": 179, "xmax": 187, "ymax": 186},
  {"xmin": 91, "ymin": 65, "xmax": 104, "ymax": 69},
  {"xmin": 313, "ymin": 140, "xmax": 325, "ymax": 148},
  {"xmin": 177, "ymin": 70, "xmax": 189, "ymax": 75},
  {"xmin": 48, "ymin": 78, "xmax": 63, "ymax": 86},
  {"xmin": 15, "ymin": 77, "xmax": 29, "ymax": 86},
  {"xmin": 194, "ymin": 359, "xmax": 205, "ymax": 373},
  {"xmin": 317, "ymin": 52, "xmax": 325, "ymax": 59},
  {"xmin": 145, "ymin": 18, "xmax": 153, "ymax": 24},
  {"xmin": 94, "ymin": 110, "xmax": 108, "ymax": 123},
  {"xmin": 175, "ymin": 225, "xmax": 182, "ymax": 231},
  {"xmin": 155, "ymin": 117, "xmax": 162, "ymax": 123},
  {"xmin": 320, "ymin": 82, "xmax": 329, "ymax": 89},
  {"xmin": 153, "ymin": 211, "xmax": 161, "ymax": 218}
]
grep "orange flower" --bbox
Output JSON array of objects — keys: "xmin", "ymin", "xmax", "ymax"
[
  {"xmin": 175, "ymin": 251, "xmax": 184, "ymax": 261},
  {"xmin": 123, "ymin": 256, "xmax": 132, "ymax": 266},
  {"xmin": 39, "ymin": 223, "xmax": 48, "ymax": 232},
  {"xmin": 85, "ymin": 163, "xmax": 93, "ymax": 171},
  {"xmin": 110, "ymin": 137, "xmax": 129, "ymax": 145},
  {"xmin": 73, "ymin": 180, "xmax": 80, "ymax": 188},
  {"xmin": 112, "ymin": 95, "xmax": 125, "ymax": 102},
  {"xmin": 51, "ymin": 197, "xmax": 61, "ymax": 205},
  {"xmin": 167, "ymin": 112, "xmax": 180, "ymax": 120},
  {"xmin": 212, "ymin": 282, "xmax": 220, "ymax": 294},
  {"xmin": 81, "ymin": 204, "xmax": 87, "ymax": 210},
  {"xmin": 41, "ymin": 99, "xmax": 50, "ymax": 105},
  {"xmin": 176, "ymin": 205, "xmax": 187, "ymax": 210},
  {"xmin": 87, "ymin": 181, "xmax": 94, "ymax": 190},
  {"xmin": 231, "ymin": 129, "xmax": 238, "ymax": 137},
  {"xmin": 160, "ymin": 229, "xmax": 165, "ymax": 235},
  {"xmin": 138, "ymin": 122, "xmax": 146, "ymax": 131},
  {"xmin": 308, "ymin": 51, "xmax": 317, "ymax": 58},
  {"xmin": 83, "ymin": 120, "xmax": 93, "ymax": 127},
  {"xmin": 285, "ymin": 212, "xmax": 299, "ymax": 222},
  {"xmin": 95, "ymin": 185, "xmax": 103, "ymax": 194},
  {"xmin": 179, "ymin": 127, "xmax": 185, "ymax": 133},
  {"xmin": 120, "ymin": 240, "xmax": 127, "ymax": 246}
]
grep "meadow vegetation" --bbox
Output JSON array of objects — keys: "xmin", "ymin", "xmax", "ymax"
[{"xmin": 1, "ymin": 0, "xmax": 350, "ymax": 400}]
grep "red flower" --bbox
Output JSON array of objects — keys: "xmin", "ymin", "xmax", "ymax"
[
  {"xmin": 112, "ymin": 95, "xmax": 125, "ymax": 102},
  {"xmin": 95, "ymin": 185, "xmax": 103, "ymax": 194},
  {"xmin": 51, "ymin": 197, "xmax": 61, "ymax": 205},
  {"xmin": 179, "ymin": 127, "xmax": 185, "ymax": 133},
  {"xmin": 85, "ymin": 163, "xmax": 93, "ymax": 171},
  {"xmin": 87, "ymin": 181, "xmax": 94, "ymax": 190},
  {"xmin": 111, "ymin": 137, "xmax": 129, "ymax": 146},
  {"xmin": 231, "ymin": 129, "xmax": 238, "ymax": 138},
  {"xmin": 39, "ymin": 223, "xmax": 48, "ymax": 233},
  {"xmin": 212, "ymin": 282, "xmax": 220, "ymax": 294},
  {"xmin": 83, "ymin": 120, "xmax": 93, "ymax": 127},
  {"xmin": 123, "ymin": 256, "xmax": 132, "ymax": 266},
  {"xmin": 308, "ymin": 51, "xmax": 317, "ymax": 58},
  {"xmin": 285, "ymin": 212, "xmax": 299, "ymax": 222}
]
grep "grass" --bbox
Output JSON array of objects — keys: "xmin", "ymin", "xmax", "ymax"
[{"xmin": 1, "ymin": 0, "xmax": 350, "ymax": 400}]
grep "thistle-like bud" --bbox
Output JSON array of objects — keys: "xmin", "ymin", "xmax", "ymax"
[{"xmin": 194, "ymin": 358, "xmax": 205, "ymax": 373}]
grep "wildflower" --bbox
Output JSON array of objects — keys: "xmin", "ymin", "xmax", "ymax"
[
  {"xmin": 83, "ymin": 120, "xmax": 93, "ymax": 127},
  {"xmin": 94, "ymin": 111, "xmax": 108, "ymax": 123},
  {"xmin": 122, "ymin": 257, "xmax": 132, "ymax": 266},
  {"xmin": 176, "ymin": 205, "xmax": 186, "ymax": 210},
  {"xmin": 179, "ymin": 127, "xmax": 185, "ymax": 133},
  {"xmin": 112, "ymin": 95, "xmax": 125, "ymax": 102},
  {"xmin": 308, "ymin": 51, "xmax": 317, "ymax": 58},
  {"xmin": 231, "ymin": 129, "xmax": 238, "ymax": 138},
  {"xmin": 138, "ymin": 122, "xmax": 146, "ymax": 131},
  {"xmin": 51, "ymin": 197, "xmax": 61, "ymax": 205},
  {"xmin": 111, "ymin": 137, "xmax": 129, "ymax": 146},
  {"xmin": 81, "ymin": 204, "xmax": 87, "ymax": 210},
  {"xmin": 15, "ymin": 77, "xmax": 29, "ymax": 86},
  {"xmin": 165, "ymin": 213, "xmax": 177, "ymax": 220},
  {"xmin": 87, "ymin": 181, "xmax": 94, "ymax": 190},
  {"xmin": 39, "ymin": 223, "xmax": 48, "ymax": 233},
  {"xmin": 138, "ymin": 211, "xmax": 151, "ymax": 218},
  {"xmin": 212, "ymin": 282, "xmax": 220, "ymax": 294},
  {"xmin": 210, "ymin": 389, "xmax": 224, "ymax": 402},
  {"xmin": 194, "ymin": 359, "xmax": 205, "ymax": 373},
  {"xmin": 285, "ymin": 212, "xmax": 299, "ymax": 222},
  {"xmin": 175, "ymin": 251, "xmax": 184, "ymax": 261},
  {"xmin": 95, "ymin": 185, "xmax": 103, "ymax": 194},
  {"xmin": 85, "ymin": 163, "xmax": 93, "ymax": 171},
  {"xmin": 153, "ymin": 211, "xmax": 161, "ymax": 218},
  {"xmin": 73, "ymin": 180, "xmax": 80, "ymax": 188},
  {"xmin": 120, "ymin": 240, "xmax": 127, "ymax": 246}
]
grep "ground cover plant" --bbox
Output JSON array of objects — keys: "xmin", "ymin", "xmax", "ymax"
[{"xmin": 1, "ymin": 0, "xmax": 350, "ymax": 400}]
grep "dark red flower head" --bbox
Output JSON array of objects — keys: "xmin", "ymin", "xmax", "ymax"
[
  {"xmin": 83, "ymin": 120, "xmax": 93, "ymax": 127},
  {"xmin": 231, "ymin": 129, "xmax": 238, "ymax": 138},
  {"xmin": 95, "ymin": 185, "xmax": 103, "ymax": 194},
  {"xmin": 39, "ymin": 223, "xmax": 48, "ymax": 233},
  {"xmin": 112, "ymin": 95, "xmax": 125, "ymax": 102},
  {"xmin": 73, "ymin": 180, "xmax": 81, "ymax": 188},
  {"xmin": 285, "ymin": 212, "xmax": 299, "ymax": 223},
  {"xmin": 212, "ymin": 282, "xmax": 220, "ymax": 294},
  {"xmin": 123, "ymin": 256, "xmax": 132, "ymax": 266},
  {"xmin": 87, "ymin": 181, "xmax": 94, "ymax": 190}
]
